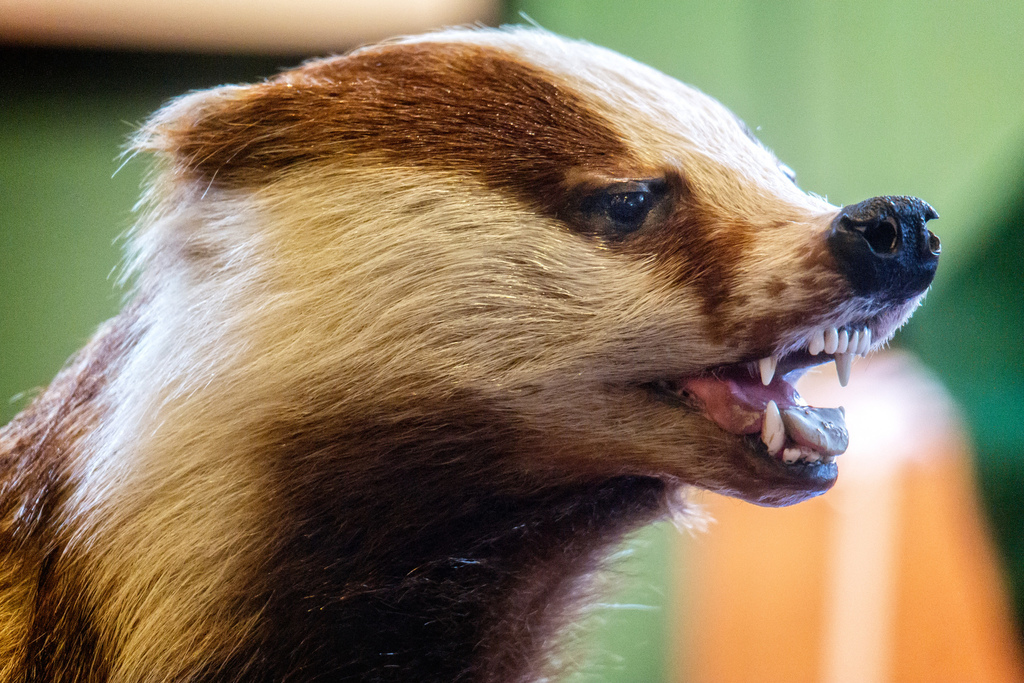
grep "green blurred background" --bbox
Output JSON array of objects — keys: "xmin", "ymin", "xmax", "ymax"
[{"xmin": 2, "ymin": 1, "xmax": 1022, "ymax": 680}]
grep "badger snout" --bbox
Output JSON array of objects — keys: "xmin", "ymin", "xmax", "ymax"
[{"xmin": 826, "ymin": 195, "xmax": 940, "ymax": 303}]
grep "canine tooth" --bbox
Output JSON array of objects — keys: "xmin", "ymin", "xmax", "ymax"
[
  {"xmin": 824, "ymin": 327, "xmax": 839, "ymax": 354},
  {"xmin": 808, "ymin": 329, "xmax": 825, "ymax": 355},
  {"xmin": 761, "ymin": 400, "xmax": 785, "ymax": 455},
  {"xmin": 759, "ymin": 356, "xmax": 778, "ymax": 386},
  {"xmin": 835, "ymin": 352, "xmax": 854, "ymax": 387},
  {"xmin": 847, "ymin": 329, "xmax": 859, "ymax": 356},
  {"xmin": 858, "ymin": 328, "xmax": 872, "ymax": 355},
  {"xmin": 836, "ymin": 329, "xmax": 849, "ymax": 353}
]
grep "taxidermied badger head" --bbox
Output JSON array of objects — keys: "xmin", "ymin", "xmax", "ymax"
[{"xmin": 0, "ymin": 27, "xmax": 938, "ymax": 683}]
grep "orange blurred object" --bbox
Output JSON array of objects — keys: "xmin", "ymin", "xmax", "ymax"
[
  {"xmin": 672, "ymin": 352, "xmax": 1024, "ymax": 683},
  {"xmin": 0, "ymin": 0, "xmax": 497, "ymax": 53}
]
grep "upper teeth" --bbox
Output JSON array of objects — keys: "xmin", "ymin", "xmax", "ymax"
[{"xmin": 758, "ymin": 325, "xmax": 873, "ymax": 388}]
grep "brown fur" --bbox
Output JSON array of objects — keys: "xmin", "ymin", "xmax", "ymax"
[
  {"xmin": 145, "ymin": 43, "xmax": 638, "ymax": 217},
  {"xmin": 0, "ymin": 310, "xmax": 139, "ymax": 681}
]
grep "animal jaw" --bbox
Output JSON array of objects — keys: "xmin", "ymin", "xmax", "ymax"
[{"xmin": 0, "ymin": 27, "xmax": 938, "ymax": 682}]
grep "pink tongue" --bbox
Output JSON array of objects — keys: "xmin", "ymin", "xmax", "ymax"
[{"xmin": 681, "ymin": 373, "xmax": 801, "ymax": 435}]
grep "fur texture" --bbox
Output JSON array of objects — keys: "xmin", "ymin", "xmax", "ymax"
[{"xmin": 0, "ymin": 28, "xmax": 937, "ymax": 682}]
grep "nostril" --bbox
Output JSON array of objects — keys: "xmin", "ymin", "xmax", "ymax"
[
  {"xmin": 927, "ymin": 230, "xmax": 941, "ymax": 256},
  {"xmin": 846, "ymin": 216, "xmax": 900, "ymax": 255}
]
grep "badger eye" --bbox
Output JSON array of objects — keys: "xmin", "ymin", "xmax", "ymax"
[
  {"xmin": 607, "ymin": 191, "xmax": 651, "ymax": 228},
  {"xmin": 577, "ymin": 179, "xmax": 668, "ymax": 237}
]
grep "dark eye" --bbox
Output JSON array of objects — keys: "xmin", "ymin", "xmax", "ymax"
[
  {"xmin": 607, "ymin": 191, "xmax": 651, "ymax": 228},
  {"xmin": 576, "ymin": 179, "xmax": 668, "ymax": 238}
]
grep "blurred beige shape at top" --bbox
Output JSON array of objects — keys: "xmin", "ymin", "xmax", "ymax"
[
  {"xmin": 0, "ymin": 0, "xmax": 498, "ymax": 53},
  {"xmin": 673, "ymin": 351, "xmax": 1024, "ymax": 683}
]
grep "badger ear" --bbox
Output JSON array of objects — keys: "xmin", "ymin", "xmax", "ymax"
[{"xmin": 132, "ymin": 82, "xmax": 274, "ymax": 183}]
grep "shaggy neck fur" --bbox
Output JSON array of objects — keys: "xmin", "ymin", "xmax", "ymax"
[
  {"xmin": 4, "ymin": 304, "xmax": 672, "ymax": 683},
  {"xmin": 12, "ymin": 331, "xmax": 671, "ymax": 683},
  {"xmin": 230, "ymin": 475, "xmax": 667, "ymax": 683}
]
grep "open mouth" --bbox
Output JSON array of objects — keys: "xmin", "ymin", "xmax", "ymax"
[{"xmin": 648, "ymin": 323, "xmax": 875, "ymax": 471}]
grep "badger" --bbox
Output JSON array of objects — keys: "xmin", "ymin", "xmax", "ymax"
[{"xmin": 0, "ymin": 27, "xmax": 939, "ymax": 683}]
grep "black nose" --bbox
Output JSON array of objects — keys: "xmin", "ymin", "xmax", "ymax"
[{"xmin": 826, "ymin": 195, "xmax": 940, "ymax": 303}]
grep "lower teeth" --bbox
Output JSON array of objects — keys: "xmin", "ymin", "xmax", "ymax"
[{"xmin": 782, "ymin": 446, "xmax": 827, "ymax": 465}]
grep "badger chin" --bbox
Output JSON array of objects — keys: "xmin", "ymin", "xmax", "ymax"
[{"xmin": 724, "ymin": 433, "xmax": 839, "ymax": 507}]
